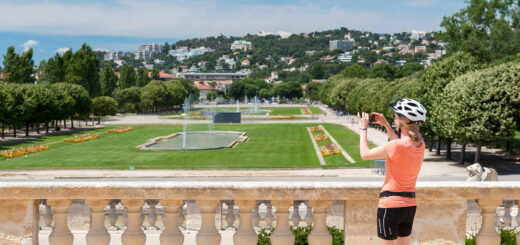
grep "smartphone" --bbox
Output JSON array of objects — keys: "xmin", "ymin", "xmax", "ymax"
[{"xmin": 369, "ymin": 113, "xmax": 376, "ymax": 124}]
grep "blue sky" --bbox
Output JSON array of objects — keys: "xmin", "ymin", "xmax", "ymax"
[{"xmin": 0, "ymin": 0, "xmax": 466, "ymax": 64}]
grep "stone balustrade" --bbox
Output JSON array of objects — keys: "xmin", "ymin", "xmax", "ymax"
[{"xmin": 0, "ymin": 181, "xmax": 519, "ymax": 244}]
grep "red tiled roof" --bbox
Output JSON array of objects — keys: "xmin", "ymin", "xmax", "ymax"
[
  {"xmin": 0, "ymin": 73, "xmax": 5, "ymax": 79},
  {"xmin": 196, "ymin": 84, "xmax": 216, "ymax": 90},
  {"xmin": 159, "ymin": 71, "xmax": 174, "ymax": 78}
]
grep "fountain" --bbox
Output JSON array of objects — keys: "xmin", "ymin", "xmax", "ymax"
[{"xmin": 137, "ymin": 94, "xmax": 248, "ymax": 151}]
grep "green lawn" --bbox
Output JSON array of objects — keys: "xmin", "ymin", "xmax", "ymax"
[{"xmin": 0, "ymin": 123, "xmax": 370, "ymax": 169}]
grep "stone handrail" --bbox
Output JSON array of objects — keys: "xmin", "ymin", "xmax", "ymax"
[{"xmin": 0, "ymin": 181, "xmax": 519, "ymax": 245}]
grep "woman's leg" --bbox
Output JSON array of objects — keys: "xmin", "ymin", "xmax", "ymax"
[
  {"xmin": 396, "ymin": 236, "xmax": 411, "ymax": 245},
  {"xmin": 380, "ymin": 238, "xmax": 398, "ymax": 245}
]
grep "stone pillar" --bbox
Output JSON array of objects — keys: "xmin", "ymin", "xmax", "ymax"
[
  {"xmin": 513, "ymin": 200, "xmax": 520, "ymax": 245},
  {"xmin": 121, "ymin": 199, "xmax": 146, "ymax": 245},
  {"xmin": 270, "ymin": 200, "xmax": 295, "ymax": 245},
  {"xmin": 107, "ymin": 200, "xmax": 119, "ymax": 230},
  {"xmin": 413, "ymin": 199, "xmax": 466, "ymax": 244},
  {"xmin": 196, "ymin": 200, "xmax": 221, "ymax": 245},
  {"xmin": 476, "ymin": 199, "xmax": 501, "ymax": 245},
  {"xmin": 308, "ymin": 200, "xmax": 332, "ymax": 245},
  {"xmin": 48, "ymin": 199, "xmax": 73, "ymax": 245},
  {"xmin": 234, "ymin": 200, "xmax": 258, "ymax": 245},
  {"xmin": 0, "ymin": 199, "xmax": 39, "ymax": 245},
  {"xmin": 85, "ymin": 199, "xmax": 110, "ymax": 245},
  {"xmin": 265, "ymin": 202, "xmax": 275, "ymax": 227},
  {"xmin": 291, "ymin": 200, "xmax": 302, "ymax": 227},
  {"xmin": 344, "ymin": 199, "xmax": 378, "ymax": 245},
  {"xmin": 159, "ymin": 200, "xmax": 184, "ymax": 245},
  {"xmin": 147, "ymin": 200, "xmax": 158, "ymax": 230}
]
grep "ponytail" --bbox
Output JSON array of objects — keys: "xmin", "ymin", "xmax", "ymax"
[{"xmin": 398, "ymin": 115, "xmax": 423, "ymax": 143}]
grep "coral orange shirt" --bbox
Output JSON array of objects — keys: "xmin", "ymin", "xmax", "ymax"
[{"xmin": 378, "ymin": 136, "xmax": 425, "ymax": 208}]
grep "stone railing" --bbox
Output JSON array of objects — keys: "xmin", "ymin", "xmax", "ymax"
[{"xmin": 0, "ymin": 181, "xmax": 519, "ymax": 245}]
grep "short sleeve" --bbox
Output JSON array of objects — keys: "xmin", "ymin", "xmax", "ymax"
[{"xmin": 384, "ymin": 140, "xmax": 399, "ymax": 159}]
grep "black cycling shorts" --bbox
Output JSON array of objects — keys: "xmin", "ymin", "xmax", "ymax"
[{"xmin": 377, "ymin": 206, "xmax": 416, "ymax": 240}]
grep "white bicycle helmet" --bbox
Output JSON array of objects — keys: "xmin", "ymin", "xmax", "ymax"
[{"xmin": 389, "ymin": 98, "xmax": 427, "ymax": 122}]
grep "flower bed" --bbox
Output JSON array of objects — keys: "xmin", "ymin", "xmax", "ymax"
[
  {"xmin": 319, "ymin": 143, "xmax": 341, "ymax": 156},
  {"xmin": 309, "ymin": 126, "xmax": 323, "ymax": 133},
  {"xmin": 64, "ymin": 134, "xmax": 99, "ymax": 143},
  {"xmin": 301, "ymin": 107, "xmax": 312, "ymax": 115},
  {"xmin": 271, "ymin": 115, "xmax": 297, "ymax": 120},
  {"xmin": 313, "ymin": 133, "xmax": 329, "ymax": 142},
  {"xmin": 1, "ymin": 145, "xmax": 50, "ymax": 159},
  {"xmin": 108, "ymin": 127, "xmax": 133, "ymax": 134}
]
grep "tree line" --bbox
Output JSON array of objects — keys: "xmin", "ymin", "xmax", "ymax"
[
  {"xmin": 321, "ymin": 52, "xmax": 520, "ymax": 163},
  {"xmin": 1, "ymin": 43, "xmax": 198, "ymax": 138}
]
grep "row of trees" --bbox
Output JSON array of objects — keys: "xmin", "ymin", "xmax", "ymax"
[
  {"xmin": 227, "ymin": 78, "xmax": 303, "ymax": 101},
  {"xmin": 115, "ymin": 79, "xmax": 198, "ymax": 113},
  {"xmin": 321, "ymin": 52, "xmax": 520, "ymax": 163},
  {"xmin": 0, "ymin": 83, "xmax": 118, "ymax": 138}
]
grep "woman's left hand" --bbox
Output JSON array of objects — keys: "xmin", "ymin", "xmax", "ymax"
[{"xmin": 357, "ymin": 112, "xmax": 369, "ymax": 128}]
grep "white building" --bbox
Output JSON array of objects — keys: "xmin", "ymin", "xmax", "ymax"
[
  {"xmin": 396, "ymin": 60, "xmax": 407, "ymax": 67},
  {"xmin": 168, "ymin": 47, "xmax": 212, "ymax": 61},
  {"xmin": 231, "ymin": 40, "xmax": 253, "ymax": 51},
  {"xmin": 337, "ymin": 52, "xmax": 352, "ymax": 63},
  {"xmin": 104, "ymin": 51, "xmax": 123, "ymax": 61},
  {"xmin": 411, "ymin": 30, "xmax": 427, "ymax": 40},
  {"xmin": 330, "ymin": 40, "xmax": 355, "ymax": 51}
]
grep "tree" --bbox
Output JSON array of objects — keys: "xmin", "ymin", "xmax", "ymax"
[
  {"xmin": 119, "ymin": 65, "xmax": 136, "ymax": 89},
  {"xmin": 136, "ymin": 67, "xmax": 150, "ymax": 87},
  {"xmin": 151, "ymin": 69, "xmax": 160, "ymax": 80},
  {"xmin": 28, "ymin": 84, "xmax": 57, "ymax": 133},
  {"xmin": 228, "ymin": 80, "xmax": 245, "ymax": 100},
  {"xmin": 305, "ymin": 82, "xmax": 321, "ymax": 101},
  {"xmin": 2, "ymin": 46, "xmax": 35, "ymax": 84},
  {"xmin": 44, "ymin": 53, "xmax": 67, "ymax": 84},
  {"xmin": 272, "ymin": 81, "xmax": 303, "ymax": 99},
  {"xmin": 51, "ymin": 83, "xmax": 75, "ymax": 128},
  {"xmin": 55, "ymin": 83, "xmax": 91, "ymax": 128},
  {"xmin": 164, "ymin": 80, "xmax": 189, "ymax": 106},
  {"xmin": 141, "ymin": 80, "xmax": 172, "ymax": 111},
  {"xmin": 395, "ymin": 62, "xmax": 423, "ymax": 78},
  {"xmin": 115, "ymin": 87, "xmax": 142, "ymax": 113},
  {"xmin": 311, "ymin": 63, "xmax": 326, "ymax": 79},
  {"xmin": 0, "ymin": 84, "xmax": 14, "ymax": 138},
  {"xmin": 206, "ymin": 91, "xmax": 217, "ymax": 101},
  {"xmin": 92, "ymin": 96, "xmax": 118, "ymax": 124},
  {"xmin": 341, "ymin": 64, "xmax": 367, "ymax": 78},
  {"xmin": 368, "ymin": 63, "xmax": 396, "ymax": 81},
  {"xmin": 440, "ymin": 0, "xmax": 520, "ymax": 61},
  {"xmin": 65, "ymin": 43, "xmax": 101, "ymax": 97},
  {"xmin": 100, "ymin": 64, "xmax": 118, "ymax": 96},
  {"xmin": 297, "ymin": 73, "xmax": 311, "ymax": 84},
  {"xmin": 437, "ymin": 62, "xmax": 520, "ymax": 164}
]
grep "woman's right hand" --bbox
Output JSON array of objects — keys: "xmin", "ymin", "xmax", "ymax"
[{"xmin": 371, "ymin": 112, "xmax": 389, "ymax": 127}]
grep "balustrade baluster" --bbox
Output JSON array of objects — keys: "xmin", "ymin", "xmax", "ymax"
[
  {"xmin": 476, "ymin": 199, "xmax": 502, "ymax": 245},
  {"xmin": 307, "ymin": 200, "xmax": 332, "ymax": 245},
  {"xmin": 304, "ymin": 201, "xmax": 313, "ymax": 226},
  {"xmin": 516, "ymin": 201, "xmax": 520, "ymax": 245},
  {"xmin": 234, "ymin": 200, "xmax": 258, "ymax": 245},
  {"xmin": 43, "ymin": 202, "xmax": 53, "ymax": 230},
  {"xmin": 252, "ymin": 205, "xmax": 260, "ymax": 227},
  {"xmin": 47, "ymin": 199, "xmax": 73, "ymax": 245},
  {"xmin": 159, "ymin": 200, "xmax": 184, "ymax": 245},
  {"xmin": 196, "ymin": 200, "xmax": 221, "ymax": 245},
  {"xmin": 270, "ymin": 200, "xmax": 295, "ymax": 245},
  {"xmin": 85, "ymin": 199, "xmax": 110, "ymax": 245},
  {"xmin": 265, "ymin": 202, "xmax": 275, "ymax": 227},
  {"xmin": 225, "ymin": 200, "xmax": 236, "ymax": 228},
  {"xmin": 147, "ymin": 200, "xmax": 159, "ymax": 230},
  {"xmin": 121, "ymin": 199, "xmax": 146, "ymax": 245},
  {"xmin": 291, "ymin": 200, "xmax": 302, "ymax": 227},
  {"xmin": 107, "ymin": 200, "xmax": 119, "ymax": 230}
]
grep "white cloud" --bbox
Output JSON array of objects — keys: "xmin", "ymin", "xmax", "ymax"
[
  {"xmin": 56, "ymin": 47, "xmax": 71, "ymax": 53},
  {"xmin": 20, "ymin": 40, "xmax": 38, "ymax": 51},
  {"xmin": 0, "ymin": 1, "xmax": 440, "ymax": 38}
]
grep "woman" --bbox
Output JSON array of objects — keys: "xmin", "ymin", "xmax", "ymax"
[{"xmin": 356, "ymin": 98, "xmax": 427, "ymax": 245}]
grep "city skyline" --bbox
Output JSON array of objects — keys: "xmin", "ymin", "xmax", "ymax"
[{"xmin": 0, "ymin": 0, "xmax": 466, "ymax": 64}]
